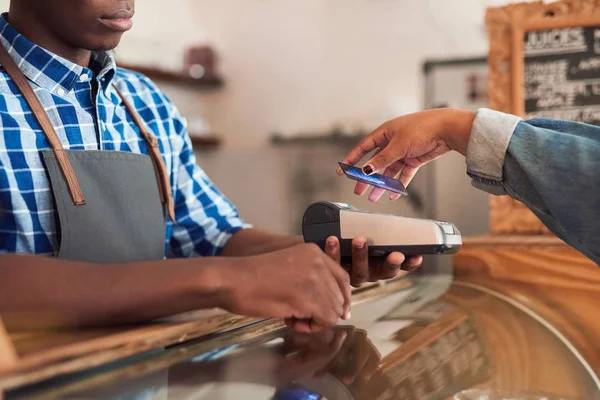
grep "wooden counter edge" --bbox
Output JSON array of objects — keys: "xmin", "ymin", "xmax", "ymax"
[
  {"xmin": 0, "ymin": 318, "xmax": 17, "ymax": 375},
  {"xmin": 0, "ymin": 313, "xmax": 260, "ymax": 392},
  {"xmin": 454, "ymin": 234, "xmax": 600, "ymax": 290},
  {"xmin": 462, "ymin": 234, "xmax": 568, "ymax": 248}
]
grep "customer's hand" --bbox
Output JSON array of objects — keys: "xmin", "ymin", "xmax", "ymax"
[
  {"xmin": 219, "ymin": 243, "xmax": 351, "ymax": 333},
  {"xmin": 337, "ymin": 108, "xmax": 476, "ymax": 201},
  {"xmin": 323, "ymin": 236, "xmax": 422, "ymax": 287}
]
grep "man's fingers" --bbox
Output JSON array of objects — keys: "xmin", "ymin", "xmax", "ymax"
[
  {"xmin": 318, "ymin": 242, "xmax": 345, "ymax": 313},
  {"xmin": 311, "ymin": 304, "xmax": 339, "ymax": 332},
  {"xmin": 369, "ymin": 252, "xmax": 405, "ymax": 281},
  {"xmin": 350, "ymin": 237, "xmax": 369, "ymax": 287},
  {"xmin": 324, "ymin": 252, "xmax": 352, "ymax": 320},
  {"xmin": 379, "ymin": 252, "xmax": 407, "ymax": 280},
  {"xmin": 315, "ymin": 264, "xmax": 346, "ymax": 328},
  {"xmin": 300, "ymin": 274, "xmax": 342, "ymax": 333},
  {"xmin": 401, "ymin": 255, "xmax": 423, "ymax": 271},
  {"xmin": 322, "ymin": 273, "xmax": 345, "ymax": 318},
  {"xmin": 324, "ymin": 236, "xmax": 341, "ymax": 265},
  {"xmin": 323, "ymin": 237, "xmax": 351, "ymax": 319}
]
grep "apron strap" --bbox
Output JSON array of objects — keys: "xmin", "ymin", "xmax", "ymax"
[
  {"xmin": 0, "ymin": 44, "xmax": 85, "ymax": 205},
  {"xmin": 112, "ymin": 85, "xmax": 176, "ymax": 222}
]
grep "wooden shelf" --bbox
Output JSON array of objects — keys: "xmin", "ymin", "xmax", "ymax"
[
  {"xmin": 118, "ymin": 63, "xmax": 224, "ymax": 89},
  {"xmin": 270, "ymin": 132, "xmax": 366, "ymax": 146},
  {"xmin": 189, "ymin": 135, "xmax": 222, "ymax": 150}
]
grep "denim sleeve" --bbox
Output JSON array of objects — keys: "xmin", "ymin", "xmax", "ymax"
[{"xmin": 466, "ymin": 108, "xmax": 600, "ymax": 265}]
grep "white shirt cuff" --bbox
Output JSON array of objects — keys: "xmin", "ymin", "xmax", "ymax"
[{"xmin": 466, "ymin": 108, "xmax": 522, "ymax": 183}]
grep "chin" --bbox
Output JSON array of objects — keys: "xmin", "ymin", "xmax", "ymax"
[
  {"xmin": 90, "ymin": 44, "xmax": 119, "ymax": 52},
  {"xmin": 85, "ymin": 34, "xmax": 123, "ymax": 52}
]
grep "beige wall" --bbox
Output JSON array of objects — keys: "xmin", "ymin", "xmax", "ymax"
[
  {"xmin": 116, "ymin": 0, "xmax": 498, "ymax": 148},
  {"xmin": 0, "ymin": 0, "xmax": 537, "ymax": 146}
]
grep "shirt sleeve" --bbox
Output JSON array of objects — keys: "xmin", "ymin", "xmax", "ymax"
[
  {"xmin": 167, "ymin": 109, "xmax": 250, "ymax": 258},
  {"xmin": 466, "ymin": 108, "xmax": 600, "ymax": 265}
]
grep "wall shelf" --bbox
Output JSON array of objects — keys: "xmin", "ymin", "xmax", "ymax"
[
  {"xmin": 190, "ymin": 135, "xmax": 222, "ymax": 150},
  {"xmin": 118, "ymin": 63, "xmax": 224, "ymax": 89}
]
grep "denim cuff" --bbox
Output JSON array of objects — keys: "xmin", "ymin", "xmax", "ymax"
[{"xmin": 466, "ymin": 108, "xmax": 521, "ymax": 195}]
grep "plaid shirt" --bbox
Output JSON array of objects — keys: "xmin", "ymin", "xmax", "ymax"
[{"xmin": 0, "ymin": 15, "xmax": 246, "ymax": 257}]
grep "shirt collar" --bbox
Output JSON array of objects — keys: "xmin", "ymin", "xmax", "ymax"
[{"xmin": 0, "ymin": 13, "xmax": 117, "ymax": 94}]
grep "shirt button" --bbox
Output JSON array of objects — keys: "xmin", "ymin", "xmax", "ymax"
[
  {"xmin": 79, "ymin": 73, "xmax": 89, "ymax": 82},
  {"xmin": 56, "ymin": 88, "xmax": 66, "ymax": 97}
]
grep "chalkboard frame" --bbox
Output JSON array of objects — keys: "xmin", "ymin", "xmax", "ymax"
[{"xmin": 486, "ymin": 0, "xmax": 600, "ymax": 234}]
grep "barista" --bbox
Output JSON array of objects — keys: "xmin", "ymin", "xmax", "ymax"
[{"xmin": 0, "ymin": 0, "xmax": 422, "ymax": 332}]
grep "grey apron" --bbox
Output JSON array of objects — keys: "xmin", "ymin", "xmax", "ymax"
[{"xmin": 0, "ymin": 45, "xmax": 176, "ymax": 263}]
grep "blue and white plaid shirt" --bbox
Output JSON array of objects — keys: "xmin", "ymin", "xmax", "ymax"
[{"xmin": 0, "ymin": 15, "xmax": 246, "ymax": 257}]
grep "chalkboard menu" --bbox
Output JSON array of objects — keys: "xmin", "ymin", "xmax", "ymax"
[{"xmin": 524, "ymin": 25, "xmax": 600, "ymax": 124}]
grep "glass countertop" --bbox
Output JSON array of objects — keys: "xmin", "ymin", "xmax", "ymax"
[{"xmin": 7, "ymin": 273, "xmax": 600, "ymax": 400}]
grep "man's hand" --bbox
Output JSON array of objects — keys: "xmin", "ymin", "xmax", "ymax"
[
  {"xmin": 323, "ymin": 236, "xmax": 422, "ymax": 287},
  {"xmin": 283, "ymin": 235, "xmax": 421, "ymax": 332},
  {"xmin": 337, "ymin": 108, "xmax": 476, "ymax": 201},
  {"xmin": 223, "ymin": 229, "xmax": 422, "ymax": 288},
  {"xmin": 219, "ymin": 243, "xmax": 351, "ymax": 333}
]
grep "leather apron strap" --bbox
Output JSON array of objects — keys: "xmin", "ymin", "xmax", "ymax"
[
  {"xmin": 0, "ymin": 44, "xmax": 85, "ymax": 205},
  {"xmin": 0, "ymin": 44, "xmax": 176, "ymax": 221},
  {"xmin": 112, "ymin": 85, "xmax": 176, "ymax": 221}
]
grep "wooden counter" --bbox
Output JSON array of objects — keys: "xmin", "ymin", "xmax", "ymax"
[
  {"xmin": 3, "ymin": 267, "xmax": 598, "ymax": 399},
  {"xmin": 0, "ymin": 311, "xmax": 260, "ymax": 393},
  {"xmin": 1, "ymin": 237, "xmax": 599, "ymax": 398},
  {"xmin": 453, "ymin": 234, "xmax": 600, "ymax": 394},
  {"xmin": 0, "ymin": 280, "xmax": 400, "ymax": 395}
]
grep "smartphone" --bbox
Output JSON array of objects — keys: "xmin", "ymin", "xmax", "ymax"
[{"xmin": 338, "ymin": 162, "xmax": 407, "ymax": 195}]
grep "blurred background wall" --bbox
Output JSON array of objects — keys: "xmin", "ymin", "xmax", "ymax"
[{"xmin": 116, "ymin": 0, "xmax": 496, "ymax": 145}]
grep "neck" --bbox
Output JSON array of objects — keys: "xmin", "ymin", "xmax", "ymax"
[{"xmin": 7, "ymin": 7, "xmax": 91, "ymax": 67}]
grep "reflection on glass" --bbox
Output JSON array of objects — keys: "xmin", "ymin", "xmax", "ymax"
[
  {"xmin": 9, "ymin": 276, "xmax": 596, "ymax": 400},
  {"xmin": 273, "ymin": 384, "xmax": 322, "ymax": 400},
  {"xmin": 453, "ymin": 389, "xmax": 576, "ymax": 400}
]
